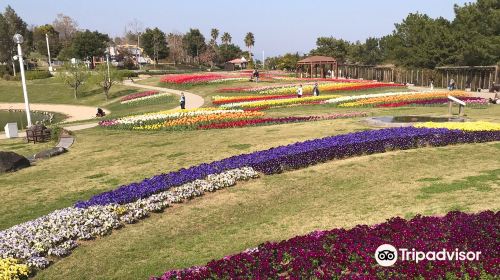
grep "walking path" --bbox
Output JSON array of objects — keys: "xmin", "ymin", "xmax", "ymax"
[
  {"xmin": 122, "ymin": 80, "xmax": 205, "ymax": 109},
  {"xmin": 1, "ymin": 81, "xmax": 205, "ymax": 140}
]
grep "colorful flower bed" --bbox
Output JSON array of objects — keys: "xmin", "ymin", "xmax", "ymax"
[
  {"xmin": 160, "ymin": 73, "xmax": 247, "ymax": 85},
  {"xmin": 219, "ymin": 94, "xmax": 342, "ymax": 110},
  {"xmin": 198, "ymin": 112, "xmax": 368, "ymax": 129},
  {"xmin": 336, "ymin": 91, "xmax": 471, "ymax": 108},
  {"xmin": 99, "ymin": 108, "xmax": 243, "ymax": 129},
  {"xmin": 415, "ymin": 121, "xmax": 500, "ymax": 131},
  {"xmin": 120, "ymin": 91, "xmax": 171, "ymax": 105},
  {"xmin": 217, "ymin": 81, "xmax": 403, "ymax": 95},
  {"xmin": 152, "ymin": 210, "xmax": 499, "ymax": 279},
  {"xmin": 133, "ymin": 111, "xmax": 265, "ymax": 130},
  {"xmin": 212, "ymin": 93, "xmax": 314, "ymax": 105},
  {"xmin": 76, "ymin": 127, "xmax": 500, "ymax": 208}
]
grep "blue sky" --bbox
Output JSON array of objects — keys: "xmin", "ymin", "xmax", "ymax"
[{"xmin": 1, "ymin": 0, "xmax": 472, "ymax": 56}]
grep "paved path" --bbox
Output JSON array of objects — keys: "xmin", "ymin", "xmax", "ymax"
[
  {"xmin": 122, "ymin": 80, "xmax": 205, "ymax": 109},
  {"xmin": 1, "ymin": 80, "xmax": 205, "ymax": 140}
]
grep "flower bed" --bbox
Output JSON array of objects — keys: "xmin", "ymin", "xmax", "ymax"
[
  {"xmin": 219, "ymin": 94, "xmax": 342, "ymax": 110},
  {"xmin": 337, "ymin": 91, "xmax": 470, "ymax": 108},
  {"xmin": 99, "ymin": 108, "xmax": 243, "ymax": 130},
  {"xmin": 212, "ymin": 94, "xmax": 314, "ymax": 105},
  {"xmin": 76, "ymin": 127, "xmax": 500, "ymax": 208},
  {"xmin": 415, "ymin": 121, "xmax": 500, "ymax": 131},
  {"xmin": 199, "ymin": 112, "xmax": 368, "ymax": 130},
  {"xmin": 133, "ymin": 111, "xmax": 265, "ymax": 130},
  {"xmin": 160, "ymin": 73, "xmax": 247, "ymax": 85},
  {"xmin": 0, "ymin": 258, "xmax": 29, "ymax": 280},
  {"xmin": 120, "ymin": 91, "xmax": 172, "ymax": 105},
  {"xmin": 217, "ymin": 81, "xmax": 403, "ymax": 95},
  {"xmin": 152, "ymin": 210, "xmax": 499, "ymax": 279}
]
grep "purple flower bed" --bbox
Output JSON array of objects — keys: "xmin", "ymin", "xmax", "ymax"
[
  {"xmin": 75, "ymin": 127, "xmax": 500, "ymax": 208},
  {"xmin": 152, "ymin": 211, "xmax": 499, "ymax": 279}
]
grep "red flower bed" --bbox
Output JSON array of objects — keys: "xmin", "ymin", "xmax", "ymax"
[
  {"xmin": 160, "ymin": 73, "xmax": 246, "ymax": 84},
  {"xmin": 120, "ymin": 90, "xmax": 160, "ymax": 102},
  {"xmin": 152, "ymin": 211, "xmax": 499, "ymax": 279}
]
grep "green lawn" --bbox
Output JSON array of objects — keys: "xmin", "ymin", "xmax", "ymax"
[{"xmin": 0, "ymin": 78, "xmax": 498, "ymax": 279}]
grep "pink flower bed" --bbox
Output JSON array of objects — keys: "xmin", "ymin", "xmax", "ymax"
[{"xmin": 120, "ymin": 91, "xmax": 160, "ymax": 102}]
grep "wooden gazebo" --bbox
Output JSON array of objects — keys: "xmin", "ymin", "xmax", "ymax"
[{"xmin": 296, "ymin": 56, "xmax": 338, "ymax": 78}]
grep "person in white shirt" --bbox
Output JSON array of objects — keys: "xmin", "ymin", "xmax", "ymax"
[
  {"xmin": 180, "ymin": 93, "xmax": 186, "ymax": 109},
  {"xmin": 297, "ymin": 84, "xmax": 303, "ymax": 98}
]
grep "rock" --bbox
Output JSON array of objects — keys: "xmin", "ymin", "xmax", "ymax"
[
  {"xmin": 0, "ymin": 151, "xmax": 30, "ymax": 173},
  {"xmin": 34, "ymin": 147, "xmax": 67, "ymax": 160}
]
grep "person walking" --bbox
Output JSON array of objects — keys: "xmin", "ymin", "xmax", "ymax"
[
  {"xmin": 255, "ymin": 69, "xmax": 260, "ymax": 82},
  {"xmin": 297, "ymin": 84, "xmax": 303, "ymax": 98},
  {"xmin": 180, "ymin": 92, "xmax": 186, "ymax": 109},
  {"xmin": 313, "ymin": 83, "xmax": 320, "ymax": 96}
]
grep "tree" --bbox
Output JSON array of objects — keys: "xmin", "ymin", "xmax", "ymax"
[
  {"xmin": 1, "ymin": 6, "xmax": 30, "ymax": 72},
  {"xmin": 58, "ymin": 63, "xmax": 89, "ymax": 99},
  {"xmin": 210, "ymin": 28, "xmax": 219, "ymax": 45},
  {"xmin": 244, "ymin": 32, "xmax": 255, "ymax": 61},
  {"xmin": 167, "ymin": 32, "xmax": 184, "ymax": 65},
  {"xmin": 32, "ymin": 24, "xmax": 62, "ymax": 60},
  {"xmin": 309, "ymin": 37, "xmax": 351, "ymax": 63},
  {"xmin": 71, "ymin": 30, "xmax": 110, "ymax": 65},
  {"xmin": 183, "ymin": 29, "xmax": 206, "ymax": 60},
  {"xmin": 141, "ymin": 27, "xmax": 168, "ymax": 65},
  {"xmin": 217, "ymin": 43, "xmax": 242, "ymax": 64},
  {"xmin": 199, "ymin": 47, "xmax": 217, "ymax": 68},
  {"xmin": 52, "ymin": 13, "xmax": 78, "ymax": 46},
  {"xmin": 452, "ymin": 0, "xmax": 500, "ymax": 65},
  {"xmin": 221, "ymin": 32, "xmax": 232, "ymax": 45},
  {"xmin": 89, "ymin": 64, "xmax": 122, "ymax": 100}
]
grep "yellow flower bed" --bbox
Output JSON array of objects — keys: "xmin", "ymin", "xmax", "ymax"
[
  {"xmin": 415, "ymin": 121, "xmax": 500, "ymax": 131},
  {"xmin": 259, "ymin": 82, "xmax": 367, "ymax": 95},
  {"xmin": 339, "ymin": 91, "xmax": 469, "ymax": 107},
  {"xmin": 0, "ymin": 258, "xmax": 29, "ymax": 280},
  {"xmin": 133, "ymin": 111, "xmax": 264, "ymax": 130}
]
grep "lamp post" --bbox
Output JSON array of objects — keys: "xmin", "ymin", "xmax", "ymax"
[
  {"xmin": 105, "ymin": 49, "xmax": 111, "ymax": 84},
  {"xmin": 13, "ymin": 34, "xmax": 32, "ymax": 128},
  {"xmin": 45, "ymin": 34, "xmax": 53, "ymax": 71}
]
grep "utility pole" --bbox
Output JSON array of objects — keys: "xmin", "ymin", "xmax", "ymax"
[
  {"xmin": 262, "ymin": 51, "xmax": 265, "ymax": 69},
  {"xmin": 46, "ymin": 34, "xmax": 53, "ymax": 71},
  {"xmin": 137, "ymin": 33, "xmax": 142, "ymax": 69}
]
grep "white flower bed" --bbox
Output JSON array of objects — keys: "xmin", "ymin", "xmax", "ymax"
[{"xmin": 0, "ymin": 167, "xmax": 258, "ymax": 270}]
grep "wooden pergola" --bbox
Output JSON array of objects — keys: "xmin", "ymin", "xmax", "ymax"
[{"xmin": 296, "ymin": 56, "xmax": 338, "ymax": 78}]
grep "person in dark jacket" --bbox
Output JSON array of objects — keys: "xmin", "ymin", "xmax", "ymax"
[
  {"xmin": 180, "ymin": 93, "xmax": 186, "ymax": 109},
  {"xmin": 313, "ymin": 83, "xmax": 320, "ymax": 96}
]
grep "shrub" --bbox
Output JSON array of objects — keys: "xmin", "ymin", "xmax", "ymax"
[{"xmin": 10, "ymin": 71, "xmax": 52, "ymax": 81}]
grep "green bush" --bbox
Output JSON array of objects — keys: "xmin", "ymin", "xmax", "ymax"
[
  {"xmin": 10, "ymin": 70, "xmax": 52, "ymax": 81},
  {"xmin": 117, "ymin": 70, "xmax": 139, "ymax": 79}
]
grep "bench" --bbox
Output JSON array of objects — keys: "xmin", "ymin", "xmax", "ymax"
[{"xmin": 26, "ymin": 125, "xmax": 51, "ymax": 144}]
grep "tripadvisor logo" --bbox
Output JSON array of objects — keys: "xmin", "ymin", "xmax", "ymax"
[
  {"xmin": 374, "ymin": 244, "xmax": 481, "ymax": 267},
  {"xmin": 375, "ymin": 244, "xmax": 398, "ymax": 267}
]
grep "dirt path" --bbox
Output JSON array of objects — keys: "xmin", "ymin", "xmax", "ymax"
[
  {"xmin": 122, "ymin": 80, "xmax": 205, "ymax": 109},
  {"xmin": 0, "ymin": 103, "xmax": 109, "ymax": 123}
]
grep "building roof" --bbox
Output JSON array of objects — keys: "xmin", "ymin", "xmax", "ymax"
[{"xmin": 297, "ymin": 56, "xmax": 337, "ymax": 64}]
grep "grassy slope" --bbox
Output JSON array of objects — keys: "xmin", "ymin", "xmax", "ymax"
[{"xmin": 34, "ymin": 142, "xmax": 500, "ymax": 280}]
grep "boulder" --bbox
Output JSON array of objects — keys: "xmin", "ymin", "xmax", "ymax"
[
  {"xmin": 0, "ymin": 151, "xmax": 30, "ymax": 173},
  {"xmin": 34, "ymin": 147, "xmax": 67, "ymax": 160}
]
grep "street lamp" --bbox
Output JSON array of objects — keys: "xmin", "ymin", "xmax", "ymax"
[
  {"xmin": 45, "ymin": 34, "xmax": 53, "ymax": 71},
  {"xmin": 13, "ymin": 34, "xmax": 32, "ymax": 128},
  {"xmin": 105, "ymin": 48, "xmax": 111, "ymax": 84}
]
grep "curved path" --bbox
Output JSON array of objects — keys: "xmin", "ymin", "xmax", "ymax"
[
  {"xmin": 1, "ymin": 81, "xmax": 205, "ymax": 140},
  {"xmin": 122, "ymin": 79, "xmax": 205, "ymax": 109}
]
